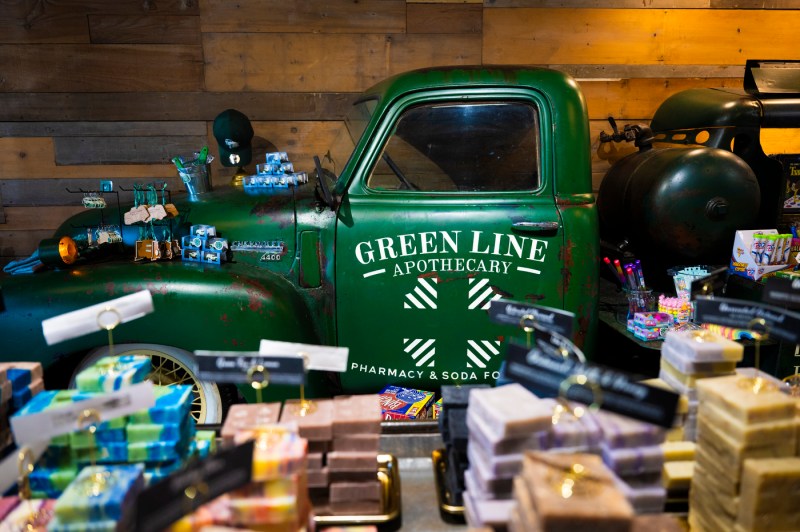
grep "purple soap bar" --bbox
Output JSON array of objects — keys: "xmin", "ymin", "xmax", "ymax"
[
  {"xmin": 468, "ymin": 384, "xmax": 553, "ymax": 440},
  {"xmin": 329, "ymin": 481, "xmax": 382, "ymax": 502}
]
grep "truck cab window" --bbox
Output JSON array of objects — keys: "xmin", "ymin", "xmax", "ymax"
[{"xmin": 367, "ymin": 101, "xmax": 540, "ymax": 192}]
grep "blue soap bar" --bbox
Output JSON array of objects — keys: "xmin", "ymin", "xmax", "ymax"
[
  {"xmin": 72, "ymin": 442, "xmax": 128, "ymax": 465},
  {"xmin": 128, "ymin": 385, "xmax": 192, "ymax": 424},
  {"xmin": 53, "ymin": 464, "xmax": 144, "ymax": 523},
  {"xmin": 75, "ymin": 355, "xmax": 151, "ymax": 393}
]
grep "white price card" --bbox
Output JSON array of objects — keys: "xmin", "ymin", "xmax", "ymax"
[
  {"xmin": 259, "ymin": 340, "xmax": 349, "ymax": 373},
  {"xmin": 10, "ymin": 381, "xmax": 156, "ymax": 446},
  {"xmin": 42, "ymin": 290, "xmax": 154, "ymax": 345}
]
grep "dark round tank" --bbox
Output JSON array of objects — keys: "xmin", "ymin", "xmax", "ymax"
[{"xmin": 597, "ymin": 146, "xmax": 760, "ymax": 265}]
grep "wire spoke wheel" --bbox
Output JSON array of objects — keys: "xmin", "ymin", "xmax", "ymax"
[{"xmin": 74, "ymin": 344, "xmax": 223, "ymax": 424}]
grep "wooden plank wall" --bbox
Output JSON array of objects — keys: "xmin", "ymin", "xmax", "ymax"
[{"xmin": 2, "ymin": 0, "xmax": 800, "ymax": 265}]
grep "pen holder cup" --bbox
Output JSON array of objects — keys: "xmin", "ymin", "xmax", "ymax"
[
  {"xmin": 177, "ymin": 153, "xmax": 214, "ymax": 198},
  {"xmin": 625, "ymin": 288, "xmax": 655, "ymax": 321}
]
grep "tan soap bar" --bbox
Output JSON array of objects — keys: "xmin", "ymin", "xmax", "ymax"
[
  {"xmin": 221, "ymin": 402, "xmax": 282, "ymax": 444},
  {"xmin": 697, "ymin": 416, "xmax": 796, "ymax": 474},
  {"xmin": 662, "ymin": 460, "xmax": 694, "ymax": 491},
  {"xmin": 468, "ymin": 383, "xmax": 554, "ymax": 440},
  {"xmin": 690, "ymin": 480, "xmax": 739, "ymax": 523},
  {"xmin": 660, "ymin": 358, "xmax": 732, "ymax": 388},
  {"xmin": 522, "ymin": 452, "xmax": 633, "ymax": 531},
  {"xmin": 511, "ymin": 475, "xmax": 538, "ymax": 527},
  {"xmin": 329, "ymin": 480, "xmax": 382, "ymax": 502},
  {"xmin": 696, "ymin": 374, "xmax": 797, "ymax": 424},
  {"xmin": 737, "ymin": 457, "xmax": 800, "ymax": 528},
  {"xmin": 280, "ymin": 398, "xmax": 334, "ymax": 441},
  {"xmin": 661, "ymin": 441, "xmax": 696, "ymax": 462},
  {"xmin": 699, "ymin": 401, "xmax": 797, "ymax": 447},
  {"xmin": 693, "ymin": 448, "xmax": 740, "ymax": 495},
  {"xmin": 631, "ymin": 514, "xmax": 685, "ymax": 532},
  {"xmin": 663, "ymin": 329, "xmax": 744, "ymax": 362},
  {"xmin": 332, "ymin": 394, "xmax": 382, "ymax": 435}
]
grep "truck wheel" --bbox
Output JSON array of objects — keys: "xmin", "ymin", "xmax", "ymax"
[{"xmin": 71, "ymin": 344, "xmax": 227, "ymax": 425}]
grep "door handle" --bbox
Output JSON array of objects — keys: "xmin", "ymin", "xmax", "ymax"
[{"xmin": 511, "ymin": 221, "xmax": 560, "ymax": 234}]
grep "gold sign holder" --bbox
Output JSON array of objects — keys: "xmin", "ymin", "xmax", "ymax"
[
  {"xmin": 77, "ymin": 408, "xmax": 110, "ymax": 497},
  {"xmin": 290, "ymin": 352, "xmax": 316, "ymax": 417},
  {"xmin": 96, "ymin": 306, "xmax": 122, "ymax": 358},
  {"xmin": 520, "ymin": 314, "xmax": 536, "ymax": 348},
  {"xmin": 735, "ymin": 318, "xmax": 778, "ymax": 394},
  {"xmin": 17, "ymin": 446, "xmax": 40, "ymax": 526},
  {"xmin": 247, "ymin": 365, "xmax": 269, "ymax": 404}
]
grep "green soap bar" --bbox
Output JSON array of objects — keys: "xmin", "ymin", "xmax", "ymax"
[
  {"xmin": 75, "ymin": 355, "xmax": 151, "ymax": 393},
  {"xmin": 70, "ymin": 428, "xmax": 126, "ymax": 450},
  {"xmin": 53, "ymin": 464, "xmax": 144, "ymax": 523}
]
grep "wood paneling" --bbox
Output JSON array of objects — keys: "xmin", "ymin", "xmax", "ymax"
[
  {"xmin": 200, "ymin": 0, "xmax": 406, "ymax": 33},
  {"xmin": 0, "ymin": 138, "xmax": 175, "ymax": 179},
  {"xmin": 203, "ymin": 33, "xmax": 481, "ymax": 92},
  {"xmin": 407, "ymin": 4, "xmax": 482, "ymax": 33},
  {"xmin": 484, "ymin": 9, "xmax": 800, "ymax": 65},
  {"xmin": 0, "ymin": 44, "xmax": 203, "ymax": 92},
  {"xmin": 1, "ymin": 178, "xmax": 186, "ymax": 206},
  {"xmin": 0, "ymin": 93, "xmax": 355, "ymax": 121},
  {"xmin": 88, "ymin": 15, "xmax": 201, "ymax": 44},
  {"xmin": 0, "ymin": 230, "xmax": 53, "ymax": 260},
  {"xmin": 0, "ymin": 122, "xmax": 206, "ymax": 137},
  {"xmin": 54, "ymin": 136, "xmax": 208, "ymax": 165},
  {"xmin": 2, "ymin": 206, "xmax": 86, "ymax": 230},
  {"xmin": 0, "ymin": 0, "xmax": 198, "ymax": 45},
  {"xmin": 247, "ymin": 121, "xmax": 344, "ymax": 173}
]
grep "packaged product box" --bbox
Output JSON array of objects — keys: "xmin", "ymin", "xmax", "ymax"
[
  {"xmin": 729, "ymin": 229, "xmax": 794, "ymax": 281},
  {"xmin": 378, "ymin": 385, "xmax": 434, "ymax": 420}
]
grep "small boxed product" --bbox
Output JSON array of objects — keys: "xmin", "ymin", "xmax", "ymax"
[
  {"xmin": 378, "ymin": 385, "xmax": 434, "ymax": 420},
  {"xmin": 190, "ymin": 224, "xmax": 216, "ymax": 239},
  {"xmin": 729, "ymin": 229, "xmax": 793, "ymax": 281}
]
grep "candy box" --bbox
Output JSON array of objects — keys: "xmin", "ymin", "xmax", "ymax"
[
  {"xmin": 729, "ymin": 229, "xmax": 791, "ymax": 281},
  {"xmin": 378, "ymin": 385, "xmax": 434, "ymax": 420},
  {"xmin": 633, "ymin": 312, "xmax": 673, "ymax": 329},
  {"xmin": 432, "ymin": 397, "xmax": 443, "ymax": 420}
]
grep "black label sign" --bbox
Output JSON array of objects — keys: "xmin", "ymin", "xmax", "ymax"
[
  {"xmin": 133, "ymin": 440, "xmax": 254, "ymax": 531},
  {"xmin": 489, "ymin": 299, "xmax": 575, "ymax": 339},
  {"xmin": 531, "ymin": 326, "xmax": 586, "ymax": 363},
  {"xmin": 689, "ymin": 267, "xmax": 729, "ymax": 299},
  {"xmin": 504, "ymin": 342, "xmax": 679, "ymax": 428},
  {"xmin": 763, "ymin": 276, "xmax": 800, "ymax": 309},
  {"xmin": 694, "ymin": 296, "xmax": 800, "ymax": 344},
  {"xmin": 194, "ymin": 351, "xmax": 306, "ymax": 386}
]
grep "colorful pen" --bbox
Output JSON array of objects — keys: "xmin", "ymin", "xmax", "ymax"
[
  {"xmin": 613, "ymin": 259, "xmax": 626, "ymax": 285},
  {"xmin": 604, "ymin": 257, "xmax": 624, "ymax": 285}
]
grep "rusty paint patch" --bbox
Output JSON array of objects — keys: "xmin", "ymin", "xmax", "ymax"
[{"xmin": 220, "ymin": 314, "xmax": 230, "ymax": 323}]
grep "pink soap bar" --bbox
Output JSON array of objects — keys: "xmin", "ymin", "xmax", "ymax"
[
  {"xmin": 0, "ymin": 497, "xmax": 19, "ymax": 521},
  {"xmin": 329, "ymin": 481, "xmax": 382, "ymax": 502},
  {"xmin": 463, "ymin": 489, "xmax": 515, "ymax": 528},
  {"xmin": 307, "ymin": 467, "xmax": 329, "ymax": 488},
  {"xmin": 279, "ymin": 399, "xmax": 334, "ymax": 441},
  {"xmin": 307, "ymin": 452, "xmax": 324, "ymax": 470},
  {"xmin": 221, "ymin": 403, "xmax": 282, "ymax": 444},
  {"xmin": 327, "ymin": 451, "xmax": 378, "ymax": 472},
  {"xmin": 329, "ymin": 470, "xmax": 378, "ymax": 483},
  {"xmin": 332, "ymin": 395, "xmax": 382, "ymax": 435}
]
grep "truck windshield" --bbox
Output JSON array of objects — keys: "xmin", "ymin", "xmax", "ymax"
[{"xmin": 319, "ymin": 97, "xmax": 376, "ymax": 184}]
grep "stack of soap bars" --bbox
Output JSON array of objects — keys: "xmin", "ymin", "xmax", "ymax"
[
  {"xmin": 47, "ymin": 464, "xmax": 145, "ymax": 531},
  {"xmin": 659, "ymin": 329, "xmax": 743, "ymax": 441},
  {"xmin": 509, "ymin": 452, "xmax": 634, "ymax": 532},
  {"xmin": 438, "ymin": 384, "xmax": 488, "ymax": 508},
  {"xmin": 279, "ymin": 394, "xmax": 383, "ymax": 516},
  {"xmin": 689, "ymin": 371, "xmax": 800, "ymax": 531},
  {"xmin": 594, "ymin": 409, "xmax": 667, "ymax": 514},
  {"xmin": 0, "ymin": 361, "xmax": 45, "ymax": 452},
  {"xmin": 13, "ymin": 355, "xmax": 203, "ymax": 498},
  {"xmin": 0, "ymin": 496, "xmax": 56, "ymax": 529}
]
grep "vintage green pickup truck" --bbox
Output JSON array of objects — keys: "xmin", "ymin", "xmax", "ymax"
[{"xmin": 0, "ymin": 66, "xmax": 600, "ymax": 423}]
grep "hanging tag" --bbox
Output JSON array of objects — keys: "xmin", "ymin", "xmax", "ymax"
[
  {"xmin": 503, "ymin": 342, "xmax": 679, "ymax": 428},
  {"xmin": 194, "ymin": 351, "xmax": 306, "ymax": 386},
  {"xmin": 488, "ymin": 299, "xmax": 575, "ymax": 339},
  {"xmin": 762, "ymin": 276, "xmax": 800, "ymax": 309},
  {"xmin": 258, "ymin": 340, "xmax": 349, "ymax": 373},
  {"xmin": 694, "ymin": 296, "xmax": 800, "ymax": 344},
  {"xmin": 133, "ymin": 439, "xmax": 253, "ymax": 532},
  {"xmin": 11, "ymin": 381, "xmax": 156, "ymax": 445},
  {"xmin": 146, "ymin": 204, "xmax": 168, "ymax": 221},
  {"xmin": 164, "ymin": 204, "xmax": 179, "ymax": 218},
  {"xmin": 41, "ymin": 290, "xmax": 154, "ymax": 345}
]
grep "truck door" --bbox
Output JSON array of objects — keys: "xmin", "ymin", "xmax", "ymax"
[{"xmin": 335, "ymin": 90, "xmax": 565, "ymax": 393}]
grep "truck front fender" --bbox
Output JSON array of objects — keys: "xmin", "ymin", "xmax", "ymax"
[{"xmin": 0, "ymin": 261, "xmax": 318, "ymax": 368}]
